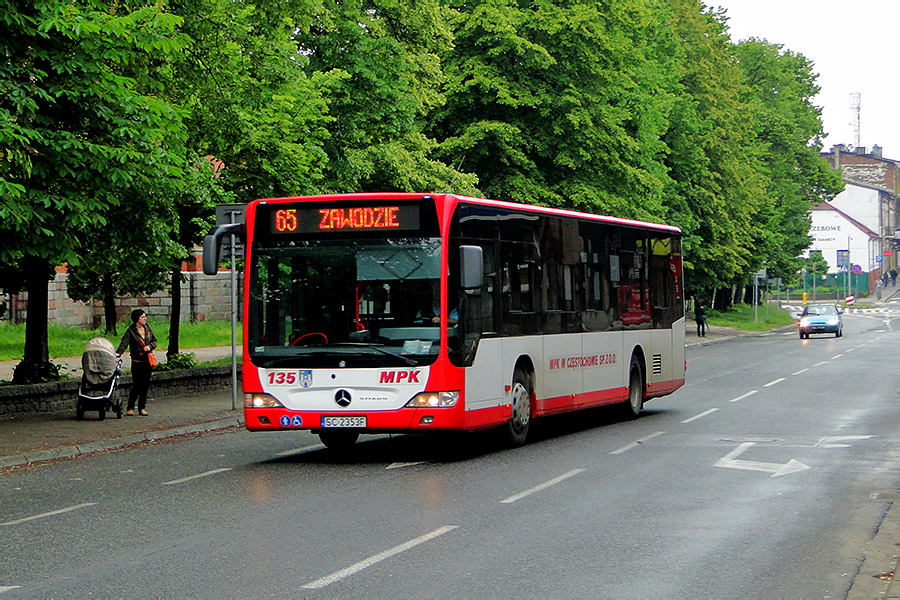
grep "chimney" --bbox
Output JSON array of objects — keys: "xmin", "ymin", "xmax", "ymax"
[
  {"xmin": 854, "ymin": 146, "xmax": 867, "ymax": 155},
  {"xmin": 872, "ymin": 144, "xmax": 883, "ymax": 158}
]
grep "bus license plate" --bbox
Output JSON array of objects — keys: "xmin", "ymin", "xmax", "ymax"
[{"xmin": 321, "ymin": 416, "xmax": 366, "ymax": 428}]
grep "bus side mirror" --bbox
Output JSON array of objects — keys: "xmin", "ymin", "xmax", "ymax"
[
  {"xmin": 202, "ymin": 223, "xmax": 244, "ymax": 275},
  {"xmin": 460, "ymin": 245, "xmax": 483, "ymax": 290}
]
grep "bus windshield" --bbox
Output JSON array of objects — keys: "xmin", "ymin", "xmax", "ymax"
[{"xmin": 247, "ymin": 237, "xmax": 454, "ymax": 368}]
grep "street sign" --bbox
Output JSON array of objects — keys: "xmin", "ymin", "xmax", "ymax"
[{"xmin": 851, "ymin": 264, "xmax": 862, "ymax": 274}]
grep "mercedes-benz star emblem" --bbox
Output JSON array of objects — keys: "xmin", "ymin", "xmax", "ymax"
[{"xmin": 334, "ymin": 389, "xmax": 352, "ymax": 407}]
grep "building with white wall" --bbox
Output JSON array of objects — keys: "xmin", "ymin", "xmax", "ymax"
[{"xmin": 803, "ymin": 199, "xmax": 879, "ymax": 273}]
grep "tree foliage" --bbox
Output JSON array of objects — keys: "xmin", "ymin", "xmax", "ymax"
[
  {"xmin": 0, "ymin": 0, "xmax": 845, "ymax": 375},
  {"xmin": 0, "ymin": 0, "xmax": 190, "ymax": 379}
]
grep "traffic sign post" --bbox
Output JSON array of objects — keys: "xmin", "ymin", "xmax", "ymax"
[{"xmin": 214, "ymin": 204, "xmax": 246, "ymax": 411}]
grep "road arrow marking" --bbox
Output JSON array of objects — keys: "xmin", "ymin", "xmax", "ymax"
[
  {"xmin": 714, "ymin": 442, "xmax": 810, "ymax": 477},
  {"xmin": 815, "ymin": 435, "xmax": 875, "ymax": 448}
]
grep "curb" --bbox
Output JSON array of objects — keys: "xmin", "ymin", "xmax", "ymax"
[{"xmin": 0, "ymin": 416, "xmax": 245, "ymax": 470}]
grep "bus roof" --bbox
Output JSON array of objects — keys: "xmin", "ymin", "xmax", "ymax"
[{"xmin": 254, "ymin": 193, "xmax": 682, "ymax": 235}]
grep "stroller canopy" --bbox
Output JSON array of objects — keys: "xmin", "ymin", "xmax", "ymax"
[{"xmin": 82, "ymin": 337, "xmax": 117, "ymax": 385}]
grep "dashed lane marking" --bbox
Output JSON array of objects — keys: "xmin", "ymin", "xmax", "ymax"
[
  {"xmin": 681, "ymin": 408, "xmax": 719, "ymax": 424},
  {"xmin": 730, "ymin": 390, "xmax": 758, "ymax": 403},
  {"xmin": 610, "ymin": 431, "xmax": 666, "ymax": 455},
  {"xmin": 162, "ymin": 468, "xmax": 232, "ymax": 486},
  {"xmin": 301, "ymin": 525, "xmax": 458, "ymax": 589},
  {"xmin": 500, "ymin": 469, "xmax": 586, "ymax": 504},
  {"xmin": 1, "ymin": 503, "xmax": 96, "ymax": 527}
]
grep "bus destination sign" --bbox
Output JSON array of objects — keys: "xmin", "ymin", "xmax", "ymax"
[{"xmin": 269, "ymin": 204, "xmax": 421, "ymax": 234}]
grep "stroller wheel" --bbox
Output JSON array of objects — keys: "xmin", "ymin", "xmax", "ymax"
[
  {"xmin": 98, "ymin": 406, "xmax": 106, "ymax": 421},
  {"xmin": 76, "ymin": 402, "xmax": 85, "ymax": 420}
]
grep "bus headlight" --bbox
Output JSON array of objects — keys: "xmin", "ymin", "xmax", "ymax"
[
  {"xmin": 406, "ymin": 391, "xmax": 459, "ymax": 408},
  {"xmin": 245, "ymin": 393, "xmax": 284, "ymax": 408}
]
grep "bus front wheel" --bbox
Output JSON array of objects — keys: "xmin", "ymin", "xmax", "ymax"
[
  {"xmin": 504, "ymin": 368, "xmax": 532, "ymax": 447},
  {"xmin": 623, "ymin": 356, "xmax": 644, "ymax": 419}
]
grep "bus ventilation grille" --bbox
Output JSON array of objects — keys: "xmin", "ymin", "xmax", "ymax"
[{"xmin": 651, "ymin": 354, "xmax": 662, "ymax": 375}]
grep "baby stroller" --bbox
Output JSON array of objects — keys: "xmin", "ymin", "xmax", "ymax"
[{"xmin": 76, "ymin": 337, "xmax": 123, "ymax": 420}]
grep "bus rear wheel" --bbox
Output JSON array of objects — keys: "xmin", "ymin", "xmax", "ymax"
[
  {"xmin": 319, "ymin": 430, "xmax": 360, "ymax": 450},
  {"xmin": 623, "ymin": 356, "xmax": 644, "ymax": 419},
  {"xmin": 504, "ymin": 368, "xmax": 532, "ymax": 447}
]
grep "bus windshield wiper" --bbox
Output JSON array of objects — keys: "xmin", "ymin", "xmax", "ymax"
[{"xmin": 330, "ymin": 343, "xmax": 418, "ymax": 366}]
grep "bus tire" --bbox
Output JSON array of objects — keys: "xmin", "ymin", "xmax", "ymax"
[
  {"xmin": 319, "ymin": 430, "xmax": 359, "ymax": 450},
  {"xmin": 623, "ymin": 356, "xmax": 644, "ymax": 419},
  {"xmin": 504, "ymin": 368, "xmax": 532, "ymax": 447}
]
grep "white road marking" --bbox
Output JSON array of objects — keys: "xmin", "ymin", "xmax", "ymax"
[
  {"xmin": 1, "ymin": 503, "xmax": 97, "ymax": 526},
  {"xmin": 609, "ymin": 431, "xmax": 666, "ymax": 455},
  {"xmin": 301, "ymin": 525, "xmax": 458, "ymax": 589},
  {"xmin": 792, "ymin": 368, "xmax": 809, "ymax": 375},
  {"xmin": 763, "ymin": 377, "xmax": 785, "ymax": 387},
  {"xmin": 681, "ymin": 408, "xmax": 719, "ymax": 424},
  {"xmin": 386, "ymin": 462, "xmax": 427, "ymax": 470},
  {"xmin": 815, "ymin": 435, "xmax": 875, "ymax": 448},
  {"xmin": 814, "ymin": 361, "xmax": 829, "ymax": 367},
  {"xmin": 714, "ymin": 442, "xmax": 810, "ymax": 477},
  {"xmin": 0, "ymin": 587, "xmax": 21, "ymax": 593},
  {"xmin": 500, "ymin": 469, "xmax": 586, "ymax": 504},
  {"xmin": 162, "ymin": 468, "xmax": 232, "ymax": 486},
  {"xmin": 831, "ymin": 354, "xmax": 843, "ymax": 360},
  {"xmin": 729, "ymin": 390, "xmax": 757, "ymax": 403},
  {"xmin": 275, "ymin": 444, "xmax": 325, "ymax": 457}
]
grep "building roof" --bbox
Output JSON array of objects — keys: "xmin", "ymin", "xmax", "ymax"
[{"xmin": 811, "ymin": 201, "xmax": 878, "ymax": 237}]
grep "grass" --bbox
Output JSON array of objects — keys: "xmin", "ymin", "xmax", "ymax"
[
  {"xmin": 0, "ymin": 319, "xmax": 241, "ymax": 362},
  {"xmin": 705, "ymin": 303, "xmax": 797, "ymax": 331}
]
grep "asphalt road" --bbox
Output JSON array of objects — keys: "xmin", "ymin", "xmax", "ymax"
[{"xmin": 2, "ymin": 309, "xmax": 900, "ymax": 598}]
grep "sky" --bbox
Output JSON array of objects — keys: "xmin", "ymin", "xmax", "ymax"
[{"xmin": 711, "ymin": 0, "xmax": 900, "ymax": 160}]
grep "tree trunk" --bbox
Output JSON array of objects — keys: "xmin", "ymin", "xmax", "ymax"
[
  {"xmin": 102, "ymin": 273, "xmax": 117, "ymax": 335},
  {"xmin": 23, "ymin": 256, "xmax": 50, "ymax": 365},
  {"xmin": 168, "ymin": 266, "xmax": 181, "ymax": 359}
]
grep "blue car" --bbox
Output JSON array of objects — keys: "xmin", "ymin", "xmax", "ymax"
[{"xmin": 798, "ymin": 303, "xmax": 843, "ymax": 339}]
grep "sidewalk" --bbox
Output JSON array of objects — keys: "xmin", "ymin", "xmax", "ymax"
[{"xmin": 0, "ymin": 346, "xmax": 243, "ymax": 469}]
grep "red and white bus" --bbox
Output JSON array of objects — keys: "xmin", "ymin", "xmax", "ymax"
[{"xmin": 203, "ymin": 193, "xmax": 685, "ymax": 449}]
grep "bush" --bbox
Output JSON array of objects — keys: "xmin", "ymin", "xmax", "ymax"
[
  {"xmin": 11, "ymin": 360, "xmax": 65, "ymax": 384},
  {"xmin": 155, "ymin": 352, "xmax": 198, "ymax": 372}
]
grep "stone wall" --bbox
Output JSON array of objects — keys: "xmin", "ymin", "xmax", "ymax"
[
  {"xmin": 0, "ymin": 366, "xmax": 237, "ymax": 417},
  {"xmin": 6, "ymin": 269, "xmax": 242, "ymax": 328}
]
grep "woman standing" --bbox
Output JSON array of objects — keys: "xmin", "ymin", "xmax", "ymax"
[{"xmin": 116, "ymin": 309, "xmax": 158, "ymax": 416}]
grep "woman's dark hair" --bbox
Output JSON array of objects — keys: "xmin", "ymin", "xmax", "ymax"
[{"xmin": 131, "ymin": 309, "xmax": 145, "ymax": 323}]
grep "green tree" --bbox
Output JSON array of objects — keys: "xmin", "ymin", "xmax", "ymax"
[
  {"xmin": 0, "ymin": 1, "xmax": 189, "ymax": 381},
  {"xmin": 734, "ymin": 38, "xmax": 843, "ymax": 283},
  {"xmin": 296, "ymin": 0, "xmax": 477, "ymax": 193},
  {"xmin": 432, "ymin": 0, "xmax": 675, "ymax": 218},
  {"xmin": 661, "ymin": 0, "xmax": 763, "ymax": 297},
  {"xmin": 167, "ymin": 0, "xmax": 337, "ymax": 203}
]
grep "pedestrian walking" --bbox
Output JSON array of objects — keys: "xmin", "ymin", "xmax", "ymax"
[
  {"xmin": 116, "ymin": 309, "xmax": 158, "ymax": 416},
  {"xmin": 883, "ymin": 272, "xmax": 889, "ymax": 288},
  {"xmin": 695, "ymin": 301, "xmax": 708, "ymax": 337},
  {"xmin": 876, "ymin": 278, "xmax": 883, "ymax": 300},
  {"xmin": 891, "ymin": 268, "xmax": 897, "ymax": 287}
]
